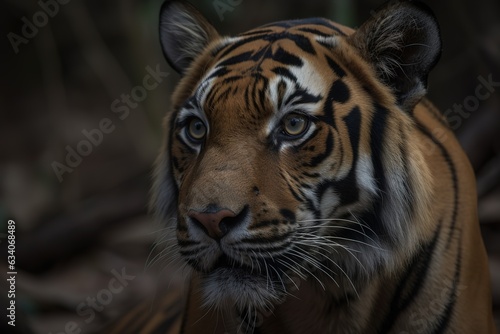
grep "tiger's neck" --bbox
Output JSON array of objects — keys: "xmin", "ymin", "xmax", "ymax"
[{"xmin": 256, "ymin": 250, "xmax": 428, "ymax": 334}]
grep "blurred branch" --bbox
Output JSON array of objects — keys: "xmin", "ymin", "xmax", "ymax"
[{"xmin": 11, "ymin": 176, "xmax": 149, "ymax": 273}]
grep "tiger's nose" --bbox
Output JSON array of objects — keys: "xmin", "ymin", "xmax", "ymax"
[{"xmin": 188, "ymin": 208, "xmax": 237, "ymax": 239}]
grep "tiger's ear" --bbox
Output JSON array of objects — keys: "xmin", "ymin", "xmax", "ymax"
[
  {"xmin": 350, "ymin": 1, "xmax": 441, "ymax": 112},
  {"xmin": 159, "ymin": 0, "xmax": 220, "ymax": 74}
]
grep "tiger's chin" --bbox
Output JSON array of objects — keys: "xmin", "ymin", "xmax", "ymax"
[{"xmin": 199, "ymin": 260, "xmax": 284, "ymax": 312}]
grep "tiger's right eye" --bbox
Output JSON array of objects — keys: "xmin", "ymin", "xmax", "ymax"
[
  {"xmin": 186, "ymin": 118, "xmax": 206, "ymax": 141},
  {"xmin": 282, "ymin": 113, "xmax": 309, "ymax": 138}
]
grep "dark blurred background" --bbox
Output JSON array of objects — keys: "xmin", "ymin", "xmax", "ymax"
[{"xmin": 1, "ymin": 0, "xmax": 499, "ymax": 333}]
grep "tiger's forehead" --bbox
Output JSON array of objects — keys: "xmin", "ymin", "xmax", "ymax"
[
  {"xmin": 208, "ymin": 19, "xmax": 348, "ymax": 79},
  {"xmin": 183, "ymin": 19, "xmax": 351, "ymax": 129}
]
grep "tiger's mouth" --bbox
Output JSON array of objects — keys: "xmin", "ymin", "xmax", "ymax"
[
  {"xmin": 205, "ymin": 254, "xmax": 279, "ymax": 279},
  {"xmin": 199, "ymin": 254, "xmax": 287, "ymax": 310}
]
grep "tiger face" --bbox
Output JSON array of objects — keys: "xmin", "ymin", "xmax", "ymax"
[{"xmin": 153, "ymin": 0, "xmax": 440, "ymax": 313}]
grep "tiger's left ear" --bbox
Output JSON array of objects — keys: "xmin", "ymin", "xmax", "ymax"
[
  {"xmin": 159, "ymin": 0, "xmax": 220, "ymax": 74},
  {"xmin": 350, "ymin": 1, "xmax": 441, "ymax": 112}
]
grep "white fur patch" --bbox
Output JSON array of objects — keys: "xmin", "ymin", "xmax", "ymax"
[
  {"xmin": 319, "ymin": 187, "xmax": 340, "ymax": 218},
  {"xmin": 202, "ymin": 268, "xmax": 282, "ymax": 311},
  {"xmin": 356, "ymin": 155, "xmax": 378, "ymax": 196}
]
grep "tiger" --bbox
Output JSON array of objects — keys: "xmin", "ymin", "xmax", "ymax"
[{"xmin": 133, "ymin": 0, "xmax": 498, "ymax": 333}]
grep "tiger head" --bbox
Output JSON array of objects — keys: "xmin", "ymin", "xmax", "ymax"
[{"xmin": 153, "ymin": 0, "xmax": 441, "ymax": 313}]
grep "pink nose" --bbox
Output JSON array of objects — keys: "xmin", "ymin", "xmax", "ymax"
[{"xmin": 188, "ymin": 209, "xmax": 236, "ymax": 239}]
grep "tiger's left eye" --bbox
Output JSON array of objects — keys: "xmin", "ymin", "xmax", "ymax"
[
  {"xmin": 187, "ymin": 118, "xmax": 207, "ymax": 141},
  {"xmin": 282, "ymin": 113, "xmax": 309, "ymax": 137}
]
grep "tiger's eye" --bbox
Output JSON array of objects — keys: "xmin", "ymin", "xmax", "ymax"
[
  {"xmin": 283, "ymin": 113, "xmax": 308, "ymax": 137},
  {"xmin": 187, "ymin": 118, "xmax": 206, "ymax": 141}
]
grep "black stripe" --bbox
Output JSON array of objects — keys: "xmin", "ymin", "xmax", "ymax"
[
  {"xmin": 283, "ymin": 171, "xmax": 321, "ymax": 219},
  {"xmin": 287, "ymin": 32, "xmax": 316, "ymax": 54},
  {"xmin": 393, "ymin": 224, "xmax": 441, "ymax": 312},
  {"xmin": 272, "ymin": 66, "xmax": 298, "ymax": 82},
  {"xmin": 240, "ymin": 231, "xmax": 293, "ymax": 244},
  {"xmin": 319, "ymin": 80, "xmax": 351, "ymax": 129},
  {"xmin": 276, "ymin": 80, "xmax": 287, "ymax": 109},
  {"xmin": 247, "ymin": 75, "xmax": 260, "ymax": 113},
  {"xmin": 303, "ymin": 171, "xmax": 320, "ymax": 178},
  {"xmin": 370, "ymin": 104, "xmax": 389, "ymax": 201},
  {"xmin": 250, "ymin": 74, "xmax": 269, "ymax": 112},
  {"xmin": 204, "ymin": 83, "xmax": 219, "ymax": 109},
  {"xmin": 416, "ymin": 123, "xmax": 458, "ymax": 249},
  {"xmin": 280, "ymin": 208, "xmax": 296, "ymax": 222},
  {"xmin": 213, "ymin": 86, "xmax": 233, "ymax": 106},
  {"xmin": 326, "ymin": 56, "xmax": 347, "ymax": 78},
  {"xmin": 179, "ymin": 247, "xmax": 208, "ymax": 257},
  {"xmin": 306, "ymin": 130, "xmax": 333, "ymax": 167},
  {"xmin": 431, "ymin": 239, "xmax": 462, "ymax": 333},
  {"xmin": 330, "ymin": 79, "xmax": 350, "ymax": 103},
  {"xmin": 169, "ymin": 111, "xmax": 181, "ymax": 205},
  {"xmin": 217, "ymin": 30, "xmax": 317, "ymax": 60},
  {"xmin": 250, "ymin": 77, "xmax": 263, "ymax": 118},
  {"xmin": 354, "ymin": 104, "xmax": 390, "ymax": 243},
  {"xmin": 253, "ymin": 44, "xmax": 273, "ymax": 62},
  {"xmin": 297, "ymin": 27, "xmax": 332, "ymax": 37},
  {"xmin": 377, "ymin": 222, "xmax": 442, "ymax": 333},
  {"xmin": 234, "ymin": 243, "xmax": 291, "ymax": 254},
  {"xmin": 217, "ymin": 35, "xmax": 267, "ymax": 59},
  {"xmin": 177, "ymin": 239, "xmax": 200, "ymax": 247},
  {"xmin": 337, "ymin": 126, "xmax": 344, "ymax": 171},
  {"xmin": 260, "ymin": 76, "xmax": 269, "ymax": 108},
  {"xmin": 328, "ymin": 106, "xmax": 361, "ymax": 206},
  {"xmin": 283, "ymin": 87, "xmax": 323, "ymax": 106},
  {"xmin": 217, "ymin": 51, "xmax": 255, "ymax": 67},
  {"xmin": 206, "ymin": 66, "xmax": 229, "ymax": 79},
  {"xmin": 206, "ymin": 82, "xmax": 233, "ymax": 109},
  {"xmin": 297, "ymin": 180, "xmax": 313, "ymax": 190},
  {"xmin": 271, "ymin": 47, "xmax": 303, "ymax": 67},
  {"xmin": 320, "ymin": 81, "xmax": 338, "ymax": 129},
  {"xmin": 244, "ymin": 83, "xmax": 251, "ymax": 110},
  {"xmin": 367, "ymin": 104, "xmax": 389, "ymax": 235},
  {"xmin": 287, "ymin": 181, "xmax": 304, "ymax": 202},
  {"xmin": 222, "ymin": 75, "xmax": 243, "ymax": 85},
  {"xmin": 399, "ymin": 131, "xmax": 415, "ymax": 220},
  {"xmin": 296, "ymin": 128, "xmax": 321, "ymax": 152},
  {"xmin": 251, "ymin": 218, "xmax": 286, "ymax": 228}
]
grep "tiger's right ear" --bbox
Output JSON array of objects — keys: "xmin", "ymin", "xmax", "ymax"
[
  {"xmin": 349, "ymin": 1, "xmax": 441, "ymax": 112},
  {"xmin": 159, "ymin": 0, "xmax": 220, "ymax": 74}
]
